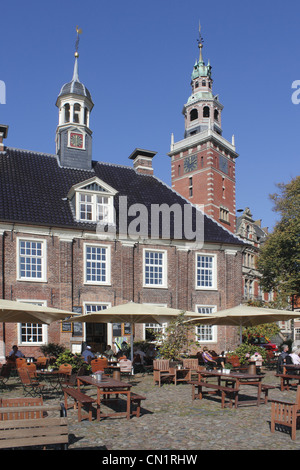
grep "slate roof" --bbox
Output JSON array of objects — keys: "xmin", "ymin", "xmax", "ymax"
[{"xmin": 0, "ymin": 147, "xmax": 245, "ymax": 246}]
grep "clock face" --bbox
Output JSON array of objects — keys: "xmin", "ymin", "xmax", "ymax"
[
  {"xmin": 184, "ymin": 155, "xmax": 197, "ymax": 173},
  {"xmin": 70, "ymin": 132, "xmax": 84, "ymax": 149}
]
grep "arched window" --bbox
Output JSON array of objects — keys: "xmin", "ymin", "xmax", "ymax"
[
  {"xmin": 202, "ymin": 80, "xmax": 206, "ymax": 86},
  {"xmin": 203, "ymin": 106, "xmax": 210, "ymax": 118},
  {"xmin": 84, "ymin": 107, "xmax": 89, "ymax": 125},
  {"xmin": 190, "ymin": 109, "xmax": 198, "ymax": 121},
  {"xmin": 64, "ymin": 103, "xmax": 70, "ymax": 123},
  {"xmin": 73, "ymin": 103, "xmax": 81, "ymax": 123},
  {"xmin": 214, "ymin": 109, "xmax": 219, "ymax": 121},
  {"xmin": 195, "ymin": 81, "xmax": 199, "ymax": 88}
]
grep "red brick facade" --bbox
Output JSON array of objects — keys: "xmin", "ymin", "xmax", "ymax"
[{"xmin": 0, "ymin": 228, "xmax": 243, "ymax": 359}]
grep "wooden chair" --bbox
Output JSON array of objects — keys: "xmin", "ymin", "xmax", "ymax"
[
  {"xmin": 58, "ymin": 363, "xmax": 73, "ymax": 386},
  {"xmin": 15, "ymin": 358, "xmax": 27, "ymax": 369},
  {"xmin": 153, "ymin": 360, "xmax": 175, "ymax": 387},
  {"xmin": 17, "ymin": 367, "xmax": 45, "ymax": 397},
  {"xmin": 270, "ymin": 385, "xmax": 300, "ymax": 440},
  {"xmin": 0, "ymin": 364, "xmax": 11, "ymax": 388},
  {"xmin": 36, "ymin": 356, "xmax": 48, "ymax": 370},
  {"xmin": 119, "ymin": 358, "xmax": 133, "ymax": 379},
  {"xmin": 90, "ymin": 358, "xmax": 108, "ymax": 373},
  {"xmin": 25, "ymin": 363, "xmax": 37, "ymax": 379},
  {"xmin": 182, "ymin": 359, "xmax": 199, "ymax": 379}
]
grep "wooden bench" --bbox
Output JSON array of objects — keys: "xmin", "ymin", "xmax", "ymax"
[
  {"xmin": 276, "ymin": 374, "xmax": 300, "ymax": 391},
  {"xmin": 0, "ymin": 397, "xmax": 45, "ymax": 420},
  {"xmin": 0, "ymin": 404, "xmax": 68, "ymax": 449},
  {"xmin": 270, "ymin": 385, "xmax": 300, "ymax": 440},
  {"xmin": 130, "ymin": 392, "xmax": 146, "ymax": 418},
  {"xmin": 189, "ymin": 381, "xmax": 239, "ymax": 408},
  {"xmin": 62, "ymin": 387, "xmax": 95, "ymax": 422}
]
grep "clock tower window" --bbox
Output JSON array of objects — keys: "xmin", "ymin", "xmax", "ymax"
[
  {"xmin": 190, "ymin": 109, "xmax": 198, "ymax": 121},
  {"xmin": 203, "ymin": 106, "xmax": 210, "ymax": 118}
]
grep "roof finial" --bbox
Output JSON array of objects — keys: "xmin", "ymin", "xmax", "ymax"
[
  {"xmin": 72, "ymin": 26, "xmax": 82, "ymax": 82},
  {"xmin": 75, "ymin": 25, "xmax": 82, "ymax": 58},
  {"xmin": 197, "ymin": 21, "xmax": 204, "ymax": 63}
]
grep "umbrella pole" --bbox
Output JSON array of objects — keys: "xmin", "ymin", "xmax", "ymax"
[{"xmin": 130, "ymin": 323, "xmax": 134, "ymax": 363}]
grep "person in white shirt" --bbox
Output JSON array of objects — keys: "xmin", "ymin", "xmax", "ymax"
[{"xmin": 290, "ymin": 346, "xmax": 300, "ymax": 365}]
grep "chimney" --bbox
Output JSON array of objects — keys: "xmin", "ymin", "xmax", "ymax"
[
  {"xmin": 0, "ymin": 125, "xmax": 8, "ymax": 151},
  {"xmin": 129, "ymin": 148, "xmax": 157, "ymax": 175}
]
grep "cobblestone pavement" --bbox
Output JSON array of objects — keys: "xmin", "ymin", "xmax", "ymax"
[{"xmin": 2, "ymin": 368, "xmax": 300, "ymax": 451}]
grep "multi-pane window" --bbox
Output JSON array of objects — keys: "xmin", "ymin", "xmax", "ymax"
[
  {"xmin": 85, "ymin": 245, "xmax": 110, "ymax": 284},
  {"xmin": 79, "ymin": 194, "xmax": 93, "ymax": 221},
  {"xmin": 18, "ymin": 301, "xmax": 47, "ymax": 345},
  {"xmin": 21, "ymin": 322, "xmax": 43, "ymax": 343},
  {"xmin": 144, "ymin": 250, "xmax": 166, "ymax": 287},
  {"xmin": 78, "ymin": 192, "xmax": 113, "ymax": 223},
  {"xmin": 18, "ymin": 240, "xmax": 45, "ymax": 281},
  {"xmin": 196, "ymin": 254, "xmax": 216, "ymax": 289},
  {"xmin": 96, "ymin": 196, "xmax": 110, "ymax": 222},
  {"xmin": 195, "ymin": 306, "xmax": 216, "ymax": 342}
]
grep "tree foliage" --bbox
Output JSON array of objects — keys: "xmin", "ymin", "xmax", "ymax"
[
  {"xmin": 157, "ymin": 312, "xmax": 198, "ymax": 360},
  {"xmin": 257, "ymin": 176, "xmax": 300, "ymax": 306}
]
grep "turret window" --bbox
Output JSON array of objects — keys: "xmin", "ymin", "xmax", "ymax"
[
  {"xmin": 73, "ymin": 103, "xmax": 81, "ymax": 123},
  {"xmin": 84, "ymin": 107, "xmax": 89, "ymax": 126},
  {"xmin": 190, "ymin": 109, "xmax": 198, "ymax": 121},
  {"xmin": 203, "ymin": 106, "xmax": 210, "ymax": 118},
  {"xmin": 214, "ymin": 109, "xmax": 219, "ymax": 121},
  {"xmin": 64, "ymin": 104, "xmax": 70, "ymax": 123},
  {"xmin": 202, "ymin": 80, "xmax": 206, "ymax": 86}
]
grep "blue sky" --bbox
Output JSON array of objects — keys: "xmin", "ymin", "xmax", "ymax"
[{"xmin": 1, "ymin": 0, "xmax": 299, "ymax": 232}]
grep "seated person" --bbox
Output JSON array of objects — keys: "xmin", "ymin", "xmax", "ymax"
[
  {"xmin": 82, "ymin": 345, "xmax": 95, "ymax": 364},
  {"xmin": 202, "ymin": 346, "xmax": 225, "ymax": 369},
  {"xmin": 290, "ymin": 346, "xmax": 300, "ymax": 365},
  {"xmin": 104, "ymin": 345, "xmax": 114, "ymax": 358},
  {"xmin": 9, "ymin": 345, "xmax": 25, "ymax": 360}
]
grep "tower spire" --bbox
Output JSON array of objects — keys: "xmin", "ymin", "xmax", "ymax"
[
  {"xmin": 72, "ymin": 26, "xmax": 82, "ymax": 82},
  {"xmin": 197, "ymin": 21, "xmax": 204, "ymax": 64}
]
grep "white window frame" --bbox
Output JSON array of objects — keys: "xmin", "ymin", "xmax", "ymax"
[
  {"xmin": 17, "ymin": 238, "xmax": 47, "ymax": 282},
  {"xmin": 195, "ymin": 305, "xmax": 217, "ymax": 343},
  {"xmin": 143, "ymin": 249, "xmax": 167, "ymax": 288},
  {"xmin": 195, "ymin": 253, "xmax": 217, "ymax": 290},
  {"xmin": 76, "ymin": 191, "xmax": 114, "ymax": 223},
  {"xmin": 17, "ymin": 300, "xmax": 48, "ymax": 346},
  {"xmin": 84, "ymin": 243, "xmax": 111, "ymax": 285}
]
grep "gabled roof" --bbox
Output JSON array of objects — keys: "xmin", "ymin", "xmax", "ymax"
[{"xmin": 0, "ymin": 147, "xmax": 245, "ymax": 246}]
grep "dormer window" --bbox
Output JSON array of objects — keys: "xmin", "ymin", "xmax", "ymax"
[{"xmin": 68, "ymin": 177, "xmax": 118, "ymax": 224}]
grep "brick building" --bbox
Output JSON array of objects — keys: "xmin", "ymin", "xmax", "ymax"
[{"xmin": 0, "ymin": 46, "xmax": 246, "ymax": 362}]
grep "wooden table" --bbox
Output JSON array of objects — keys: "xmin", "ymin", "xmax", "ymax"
[
  {"xmin": 76, "ymin": 375, "xmax": 132, "ymax": 421},
  {"xmin": 170, "ymin": 368, "xmax": 191, "ymax": 385},
  {"xmin": 198, "ymin": 370, "xmax": 265, "ymax": 407}
]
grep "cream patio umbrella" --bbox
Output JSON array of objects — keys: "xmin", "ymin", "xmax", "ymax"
[
  {"xmin": 64, "ymin": 301, "xmax": 207, "ymax": 362},
  {"xmin": 184, "ymin": 304, "xmax": 300, "ymax": 342},
  {"xmin": 0, "ymin": 299, "xmax": 74, "ymax": 324}
]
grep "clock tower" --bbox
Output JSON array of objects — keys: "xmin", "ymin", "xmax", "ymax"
[
  {"xmin": 55, "ymin": 35, "xmax": 94, "ymax": 170},
  {"xmin": 169, "ymin": 27, "xmax": 238, "ymax": 233}
]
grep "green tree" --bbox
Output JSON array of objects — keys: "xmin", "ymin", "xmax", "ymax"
[
  {"xmin": 157, "ymin": 312, "xmax": 198, "ymax": 360},
  {"xmin": 257, "ymin": 176, "xmax": 300, "ymax": 307}
]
